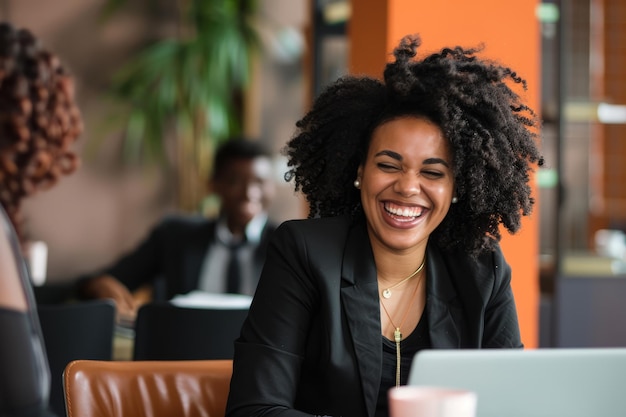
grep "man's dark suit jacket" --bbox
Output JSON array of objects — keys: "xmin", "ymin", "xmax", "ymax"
[
  {"xmin": 104, "ymin": 215, "xmax": 277, "ymax": 299},
  {"xmin": 226, "ymin": 215, "xmax": 523, "ymax": 417}
]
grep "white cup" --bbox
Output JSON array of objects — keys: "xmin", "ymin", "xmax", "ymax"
[
  {"xmin": 25, "ymin": 240, "xmax": 48, "ymax": 286},
  {"xmin": 388, "ymin": 386, "xmax": 477, "ymax": 417}
]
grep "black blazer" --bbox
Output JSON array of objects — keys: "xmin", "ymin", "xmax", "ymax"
[
  {"xmin": 226, "ymin": 215, "xmax": 522, "ymax": 417},
  {"xmin": 104, "ymin": 215, "xmax": 277, "ymax": 299}
]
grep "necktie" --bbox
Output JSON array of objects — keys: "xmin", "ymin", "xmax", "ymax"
[{"xmin": 226, "ymin": 243, "xmax": 243, "ymax": 294}]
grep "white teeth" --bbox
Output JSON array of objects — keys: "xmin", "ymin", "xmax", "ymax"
[{"xmin": 385, "ymin": 203, "xmax": 422, "ymax": 218}]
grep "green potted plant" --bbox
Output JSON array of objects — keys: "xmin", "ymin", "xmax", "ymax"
[{"xmin": 100, "ymin": 0, "xmax": 259, "ymax": 212}]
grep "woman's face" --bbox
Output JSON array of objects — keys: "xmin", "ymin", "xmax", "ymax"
[{"xmin": 357, "ymin": 116, "xmax": 455, "ymax": 254}]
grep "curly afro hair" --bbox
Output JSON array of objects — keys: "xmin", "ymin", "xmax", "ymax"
[
  {"xmin": 0, "ymin": 22, "xmax": 82, "ymax": 242},
  {"xmin": 284, "ymin": 34, "xmax": 543, "ymax": 257}
]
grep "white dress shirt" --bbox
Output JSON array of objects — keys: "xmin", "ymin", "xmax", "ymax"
[{"xmin": 197, "ymin": 214, "xmax": 268, "ymax": 296}]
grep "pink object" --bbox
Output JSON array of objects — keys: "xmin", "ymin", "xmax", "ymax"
[{"xmin": 388, "ymin": 386, "xmax": 477, "ymax": 417}]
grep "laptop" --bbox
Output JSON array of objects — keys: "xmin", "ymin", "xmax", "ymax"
[{"xmin": 408, "ymin": 348, "xmax": 626, "ymax": 417}]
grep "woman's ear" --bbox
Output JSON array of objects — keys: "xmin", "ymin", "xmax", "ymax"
[{"xmin": 353, "ymin": 167, "xmax": 364, "ymax": 189}]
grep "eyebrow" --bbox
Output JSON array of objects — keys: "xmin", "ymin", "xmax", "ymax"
[
  {"xmin": 375, "ymin": 150, "xmax": 402, "ymax": 160},
  {"xmin": 374, "ymin": 150, "xmax": 450, "ymax": 168},
  {"xmin": 424, "ymin": 157, "xmax": 450, "ymax": 168}
]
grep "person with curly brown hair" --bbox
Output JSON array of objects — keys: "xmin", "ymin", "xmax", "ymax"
[
  {"xmin": 0, "ymin": 21, "xmax": 82, "ymax": 417},
  {"xmin": 225, "ymin": 34, "xmax": 543, "ymax": 417},
  {"xmin": 0, "ymin": 23, "xmax": 81, "ymax": 244}
]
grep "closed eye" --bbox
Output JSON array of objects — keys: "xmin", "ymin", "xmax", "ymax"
[
  {"xmin": 422, "ymin": 170, "xmax": 445, "ymax": 179},
  {"xmin": 377, "ymin": 162, "xmax": 400, "ymax": 172}
]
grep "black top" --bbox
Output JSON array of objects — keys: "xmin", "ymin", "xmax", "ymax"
[
  {"xmin": 0, "ymin": 206, "xmax": 55, "ymax": 417},
  {"xmin": 375, "ymin": 311, "xmax": 431, "ymax": 417}
]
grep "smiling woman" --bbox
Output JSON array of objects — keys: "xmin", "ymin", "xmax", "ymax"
[{"xmin": 225, "ymin": 33, "xmax": 543, "ymax": 417}]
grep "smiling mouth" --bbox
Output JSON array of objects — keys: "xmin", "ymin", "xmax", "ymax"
[{"xmin": 383, "ymin": 202, "xmax": 424, "ymax": 221}]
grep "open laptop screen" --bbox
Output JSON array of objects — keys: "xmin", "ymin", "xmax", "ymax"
[{"xmin": 408, "ymin": 348, "xmax": 626, "ymax": 417}]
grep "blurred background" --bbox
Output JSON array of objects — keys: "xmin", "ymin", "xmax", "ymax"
[
  {"xmin": 4, "ymin": 0, "xmax": 626, "ymax": 347},
  {"xmin": 6, "ymin": 0, "xmax": 310, "ymax": 281}
]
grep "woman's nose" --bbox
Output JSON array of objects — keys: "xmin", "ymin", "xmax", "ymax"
[{"xmin": 393, "ymin": 173, "xmax": 421, "ymax": 196}]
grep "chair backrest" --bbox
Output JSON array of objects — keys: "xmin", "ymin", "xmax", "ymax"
[
  {"xmin": 37, "ymin": 300, "xmax": 116, "ymax": 417},
  {"xmin": 133, "ymin": 302, "xmax": 248, "ymax": 360},
  {"xmin": 63, "ymin": 359, "xmax": 233, "ymax": 417}
]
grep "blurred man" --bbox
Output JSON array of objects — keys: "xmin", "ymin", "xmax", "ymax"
[{"xmin": 78, "ymin": 138, "xmax": 277, "ymax": 319}]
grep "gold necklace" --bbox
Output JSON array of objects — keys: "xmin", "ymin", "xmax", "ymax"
[
  {"xmin": 380, "ymin": 271, "xmax": 424, "ymax": 387},
  {"xmin": 381, "ymin": 257, "xmax": 426, "ymax": 299}
]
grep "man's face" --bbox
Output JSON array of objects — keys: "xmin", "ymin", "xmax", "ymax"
[{"xmin": 212, "ymin": 157, "xmax": 275, "ymax": 236}]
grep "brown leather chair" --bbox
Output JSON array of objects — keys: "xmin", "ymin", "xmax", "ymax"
[{"xmin": 63, "ymin": 359, "xmax": 232, "ymax": 417}]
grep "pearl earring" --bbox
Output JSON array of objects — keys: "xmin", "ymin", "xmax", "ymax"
[
  {"xmin": 354, "ymin": 179, "xmax": 361, "ymax": 189},
  {"xmin": 452, "ymin": 196, "xmax": 458, "ymax": 204}
]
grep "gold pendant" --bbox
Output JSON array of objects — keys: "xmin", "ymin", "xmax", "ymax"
[
  {"xmin": 382, "ymin": 289, "xmax": 391, "ymax": 298},
  {"xmin": 394, "ymin": 328, "xmax": 402, "ymax": 343}
]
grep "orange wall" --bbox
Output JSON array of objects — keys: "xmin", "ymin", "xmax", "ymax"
[{"xmin": 350, "ymin": 0, "xmax": 541, "ymax": 348}]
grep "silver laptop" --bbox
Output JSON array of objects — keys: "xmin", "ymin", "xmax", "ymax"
[{"xmin": 408, "ymin": 348, "xmax": 626, "ymax": 417}]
